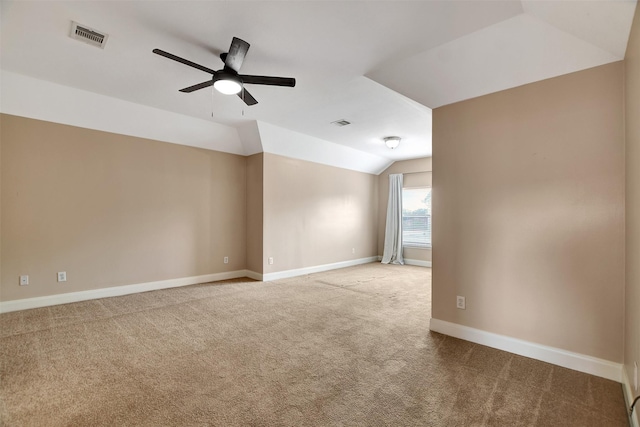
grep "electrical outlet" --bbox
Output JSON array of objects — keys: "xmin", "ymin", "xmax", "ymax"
[
  {"xmin": 57, "ymin": 271, "xmax": 67, "ymax": 282},
  {"xmin": 352, "ymin": 248, "xmax": 355, "ymax": 254},
  {"xmin": 456, "ymin": 296, "xmax": 466, "ymax": 310},
  {"xmin": 223, "ymin": 256, "xmax": 229, "ymax": 264},
  {"xmin": 268, "ymin": 257, "xmax": 274, "ymax": 265},
  {"xmin": 19, "ymin": 275, "xmax": 29, "ymax": 286}
]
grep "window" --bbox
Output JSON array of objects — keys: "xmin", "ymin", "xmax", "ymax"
[{"xmin": 402, "ymin": 187, "xmax": 431, "ymax": 248}]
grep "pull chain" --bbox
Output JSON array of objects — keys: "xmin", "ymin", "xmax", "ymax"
[{"xmin": 211, "ymin": 88, "xmax": 219, "ymax": 117}]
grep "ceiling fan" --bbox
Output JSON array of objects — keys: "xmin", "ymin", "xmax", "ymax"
[{"xmin": 153, "ymin": 37, "xmax": 296, "ymax": 106}]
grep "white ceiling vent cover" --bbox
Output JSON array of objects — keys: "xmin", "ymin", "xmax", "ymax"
[{"xmin": 70, "ymin": 21, "xmax": 108, "ymax": 49}]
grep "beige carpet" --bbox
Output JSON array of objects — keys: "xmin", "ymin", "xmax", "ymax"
[{"xmin": 0, "ymin": 263, "xmax": 629, "ymax": 426}]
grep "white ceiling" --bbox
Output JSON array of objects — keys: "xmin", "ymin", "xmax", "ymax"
[{"xmin": 1, "ymin": 1, "xmax": 637, "ymax": 174}]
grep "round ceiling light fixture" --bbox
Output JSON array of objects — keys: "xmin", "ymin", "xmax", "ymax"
[
  {"xmin": 384, "ymin": 136, "xmax": 401, "ymax": 149},
  {"xmin": 213, "ymin": 73, "xmax": 243, "ymax": 95}
]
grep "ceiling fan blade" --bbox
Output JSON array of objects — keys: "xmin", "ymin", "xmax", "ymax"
[
  {"xmin": 153, "ymin": 49, "xmax": 216, "ymax": 75},
  {"xmin": 179, "ymin": 80, "xmax": 214, "ymax": 93},
  {"xmin": 239, "ymin": 75, "xmax": 296, "ymax": 87},
  {"xmin": 225, "ymin": 37, "xmax": 250, "ymax": 73},
  {"xmin": 238, "ymin": 88, "xmax": 258, "ymax": 106}
]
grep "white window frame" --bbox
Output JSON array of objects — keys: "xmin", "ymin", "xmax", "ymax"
[{"xmin": 402, "ymin": 187, "xmax": 431, "ymax": 249}]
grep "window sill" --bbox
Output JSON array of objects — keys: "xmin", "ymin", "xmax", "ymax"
[{"xmin": 403, "ymin": 245, "xmax": 432, "ymax": 250}]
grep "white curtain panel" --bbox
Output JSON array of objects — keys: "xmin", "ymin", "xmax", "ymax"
[{"xmin": 382, "ymin": 174, "xmax": 404, "ymax": 265}]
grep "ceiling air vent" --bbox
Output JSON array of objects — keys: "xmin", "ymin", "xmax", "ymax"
[
  {"xmin": 70, "ymin": 21, "xmax": 108, "ymax": 49},
  {"xmin": 331, "ymin": 119, "xmax": 351, "ymax": 127}
]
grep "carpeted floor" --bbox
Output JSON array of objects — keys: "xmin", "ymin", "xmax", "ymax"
[{"xmin": 0, "ymin": 263, "xmax": 629, "ymax": 426}]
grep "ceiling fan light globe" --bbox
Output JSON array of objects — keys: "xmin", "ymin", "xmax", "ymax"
[{"xmin": 214, "ymin": 79, "xmax": 242, "ymax": 95}]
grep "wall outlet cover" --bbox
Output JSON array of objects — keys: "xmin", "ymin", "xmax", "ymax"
[
  {"xmin": 57, "ymin": 272, "xmax": 67, "ymax": 282},
  {"xmin": 19, "ymin": 275, "xmax": 29, "ymax": 286},
  {"xmin": 456, "ymin": 296, "xmax": 466, "ymax": 310}
]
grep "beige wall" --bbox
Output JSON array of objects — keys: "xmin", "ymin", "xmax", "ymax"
[
  {"xmin": 378, "ymin": 158, "xmax": 432, "ymax": 262},
  {"xmin": 263, "ymin": 153, "xmax": 378, "ymax": 273},
  {"xmin": 0, "ymin": 116, "xmax": 2, "ymax": 293},
  {"xmin": 0, "ymin": 116, "xmax": 383, "ymax": 299},
  {"xmin": 625, "ymin": 7, "xmax": 640, "ymax": 397},
  {"xmin": 432, "ymin": 62, "xmax": 625, "ymax": 362},
  {"xmin": 1, "ymin": 114, "xmax": 247, "ymax": 301},
  {"xmin": 246, "ymin": 153, "xmax": 264, "ymax": 274}
]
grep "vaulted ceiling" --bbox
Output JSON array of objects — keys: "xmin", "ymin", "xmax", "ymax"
[{"xmin": 1, "ymin": 1, "xmax": 637, "ymax": 174}]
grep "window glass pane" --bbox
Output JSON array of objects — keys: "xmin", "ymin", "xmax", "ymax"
[{"xmin": 402, "ymin": 188, "xmax": 431, "ymax": 247}]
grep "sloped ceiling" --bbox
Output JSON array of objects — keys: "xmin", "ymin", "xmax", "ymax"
[
  {"xmin": 368, "ymin": 2, "xmax": 634, "ymax": 109},
  {"xmin": 0, "ymin": 1, "xmax": 637, "ymax": 174}
]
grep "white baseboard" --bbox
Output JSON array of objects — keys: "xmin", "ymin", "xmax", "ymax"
[
  {"xmin": 262, "ymin": 257, "xmax": 379, "ymax": 281},
  {"xmin": 0, "ymin": 270, "xmax": 254, "ymax": 313},
  {"xmin": 404, "ymin": 259, "xmax": 432, "ymax": 267},
  {"xmin": 623, "ymin": 366, "xmax": 640, "ymax": 427},
  {"xmin": 376, "ymin": 255, "xmax": 431, "ymax": 267},
  {"xmin": 245, "ymin": 270, "xmax": 263, "ymax": 281},
  {"xmin": 429, "ymin": 318, "xmax": 623, "ymax": 382},
  {"xmin": 0, "ymin": 258, "xmax": 382, "ymax": 312}
]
